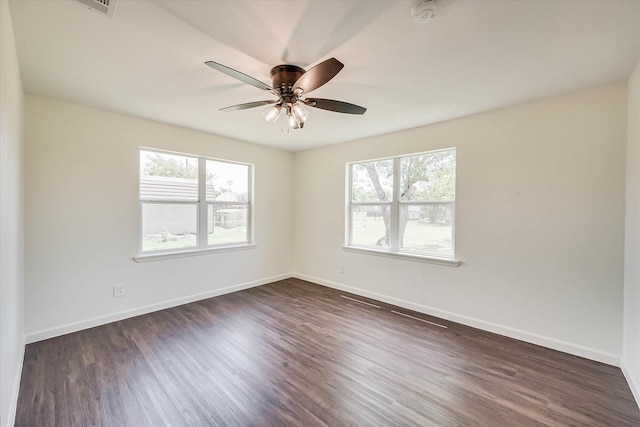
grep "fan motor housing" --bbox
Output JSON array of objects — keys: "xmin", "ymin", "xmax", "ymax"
[{"xmin": 270, "ymin": 65, "xmax": 305, "ymax": 95}]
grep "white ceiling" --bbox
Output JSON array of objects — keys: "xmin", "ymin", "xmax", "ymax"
[{"xmin": 8, "ymin": 0, "xmax": 640, "ymax": 152}]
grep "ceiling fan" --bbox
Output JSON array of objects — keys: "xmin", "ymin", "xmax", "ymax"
[{"xmin": 204, "ymin": 58, "xmax": 367, "ymax": 130}]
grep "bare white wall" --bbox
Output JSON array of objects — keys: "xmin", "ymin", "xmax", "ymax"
[
  {"xmin": 293, "ymin": 83, "xmax": 627, "ymax": 365},
  {"xmin": 0, "ymin": 2, "xmax": 25, "ymax": 426},
  {"xmin": 623, "ymin": 60, "xmax": 640, "ymax": 404},
  {"xmin": 24, "ymin": 95, "xmax": 293, "ymax": 341}
]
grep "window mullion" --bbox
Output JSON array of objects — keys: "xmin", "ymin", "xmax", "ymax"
[
  {"xmin": 198, "ymin": 157, "xmax": 207, "ymax": 248},
  {"xmin": 390, "ymin": 157, "xmax": 400, "ymax": 251},
  {"xmin": 247, "ymin": 164, "xmax": 253, "ymax": 244}
]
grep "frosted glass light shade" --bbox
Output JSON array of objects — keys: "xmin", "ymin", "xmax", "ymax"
[
  {"xmin": 262, "ymin": 105, "xmax": 281, "ymax": 123},
  {"xmin": 291, "ymin": 102, "xmax": 309, "ymax": 123},
  {"xmin": 286, "ymin": 109, "xmax": 298, "ymax": 128}
]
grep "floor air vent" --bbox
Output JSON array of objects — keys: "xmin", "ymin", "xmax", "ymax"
[{"xmin": 74, "ymin": 0, "xmax": 117, "ymax": 19}]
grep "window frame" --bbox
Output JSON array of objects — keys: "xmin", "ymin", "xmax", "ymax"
[
  {"xmin": 135, "ymin": 147, "xmax": 254, "ymax": 261},
  {"xmin": 345, "ymin": 148, "xmax": 458, "ymax": 265}
]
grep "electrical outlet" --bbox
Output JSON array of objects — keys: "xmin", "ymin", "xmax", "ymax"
[
  {"xmin": 113, "ymin": 284, "xmax": 124, "ymax": 298},
  {"xmin": 339, "ymin": 265, "xmax": 344, "ymax": 273}
]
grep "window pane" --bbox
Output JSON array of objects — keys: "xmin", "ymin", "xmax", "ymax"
[
  {"xmin": 399, "ymin": 203, "xmax": 453, "ymax": 256},
  {"xmin": 141, "ymin": 203, "xmax": 197, "ymax": 252},
  {"xmin": 351, "ymin": 159, "xmax": 393, "ymax": 202},
  {"xmin": 208, "ymin": 204, "xmax": 248, "ymax": 245},
  {"xmin": 206, "ymin": 160, "xmax": 249, "ymax": 202},
  {"xmin": 400, "ymin": 150, "xmax": 456, "ymax": 202},
  {"xmin": 351, "ymin": 205, "xmax": 390, "ymax": 248},
  {"xmin": 140, "ymin": 150, "xmax": 198, "ymax": 202}
]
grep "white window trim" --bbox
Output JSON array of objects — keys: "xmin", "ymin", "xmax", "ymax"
[
  {"xmin": 137, "ymin": 147, "xmax": 254, "ymax": 259},
  {"xmin": 345, "ymin": 149, "xmax": 458, "ymax": 265},
  {"xmin": 132, "ymin": 243, "xmax": 257, "ymax": 263},
  {"xmin": 342, "ymin": 245, "xmax": 460, "ymax": 267}
]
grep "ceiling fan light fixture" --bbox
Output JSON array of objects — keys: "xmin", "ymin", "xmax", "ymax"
[
  {"xmin": 286, "ymin": 107, "xmax": 300, "ymax": 128},
  {"xmin": 262, "ymin": 105, "xmax": 281, "ymax": 123},
  {"xmin": 291, "ymin": 102, "xmax": 309, "ymax": 124}
]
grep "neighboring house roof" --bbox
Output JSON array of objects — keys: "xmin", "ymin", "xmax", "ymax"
[{"xmin": 140, "ymin": 175, "xmax": 215, "ymax": 202}]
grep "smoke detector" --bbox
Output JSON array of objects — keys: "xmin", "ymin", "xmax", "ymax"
[{"xmin": 411, "ymin": 0, "xmax": 438, "ymax": 24}]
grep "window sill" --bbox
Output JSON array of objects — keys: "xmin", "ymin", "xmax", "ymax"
[
  {"xmin": 342, "ymin": 246, "xmax": 460, "ymax": 267},
  {"xmin": 133, "ymin": 244, "xmax": 256, "ymax": 263}
]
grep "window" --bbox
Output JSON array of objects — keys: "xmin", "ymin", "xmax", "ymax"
[
  {"xmin": 139, "ymin": 148, "xmax": 252, "ymax": 255},
  {"xmin": 347, "ymin": 148, "xmax": 456, "ymax": 260}
]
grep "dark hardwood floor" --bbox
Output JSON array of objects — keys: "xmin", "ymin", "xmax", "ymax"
[{"xmin": 16, "ymin": 278, "xmax": 640, "ymax": 426}]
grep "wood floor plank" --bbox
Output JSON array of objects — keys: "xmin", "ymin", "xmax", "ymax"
[{"xmin": 15, "ymin": 278, "xmax": 640, "ymax": 426}]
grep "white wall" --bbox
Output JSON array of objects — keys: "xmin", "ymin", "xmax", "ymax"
[
  {"xmin": 24, "ymin": 95, "xmax": 293, "ymax": 341},
  {"xmin": 623, "ymin": 60, "xmax": 640, "ymax": 405},
  {"xmin": 293, "ymin": 83, "xmax": 627, "ymax": 365},
  {"xmin": 0, "ymin": 2, "xmax": 25, "ymax": 426}
]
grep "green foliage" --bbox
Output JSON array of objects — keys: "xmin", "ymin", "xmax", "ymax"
[
  {"xmin": 412, "ymin": 150, "xmax": 456, "ymax": 201},
  {"xmin": 352, "ymin": 150, "xmax": 455, "ymax": 203},
  {"xmin": 351, "ymin": 150, "xmax": 456, "ymax": 246},
  {"xmin": 143, "ymin": 153, "xmax": 215, "ymax": 181},
  {"xmin": 351, "ymin": 159, "xmax": 393, "ymax": 202},
  {"xmin": 143, "ymin": 153, "xmax": 198, "ymax": 179}
]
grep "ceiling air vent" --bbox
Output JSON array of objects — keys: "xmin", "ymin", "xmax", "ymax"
[{"xmin": 74, "ymin": 0, "xmax": 118, "ymax": 19}]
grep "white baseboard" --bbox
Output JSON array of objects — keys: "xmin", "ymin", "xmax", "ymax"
[
  {"xmin": 622, "ymin": 361, "xmax": 640, "ymax": 410},
  {"xmin": 292, "ymin": 273, "xmax": 621, "ymax": 367},
  {"xmin": 5, "ymin": 340, "xmax": 25, "ymax": 427},
  {"xmin": 24, "ymin": 271, "xmax": 624, "ymax": 367},
  {"xmin": 25, "ymin": 273, "xmax": 291, "ymax": 344}
]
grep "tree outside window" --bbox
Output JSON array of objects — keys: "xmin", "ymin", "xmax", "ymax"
[{"xmin": 348, "ymin": 149, "xmax": 456, "ymax": 258}]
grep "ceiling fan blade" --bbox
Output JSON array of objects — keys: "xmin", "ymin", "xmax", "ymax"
[
  {"xmin": 220, "ymin": 100, "xmax": 277, "ymax": 112},
  {"xmin": 293, "ymin": 58, "xmax": 344, "ymax": 94},
  {"xmin": 205, "ymin": 61, "xmax": 273, "ymax": 92},
  {"xmin": 305, "ymin": 98, "xmax": 367, "ymax": 115}
]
